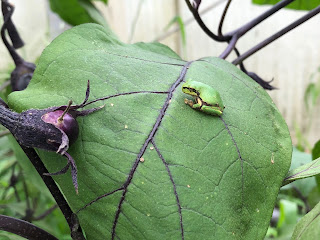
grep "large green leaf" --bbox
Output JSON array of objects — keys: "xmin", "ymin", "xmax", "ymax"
[
  {"xmin": 291, "ymin": 200, "xmax": 320, "ymax": 239},
  {"xmin": 252, "ymin": 0, "xmax": 320, "ymax": 11},
  {"xmin": 8, "ymin": 24, "xmax": 292, "ymax": 239},
  {"xmin": 49, "ymin": 0, "xmax": 108, "ymax": 27}
]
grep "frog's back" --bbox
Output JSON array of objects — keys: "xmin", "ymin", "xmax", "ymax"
[
  {"xmin": 197, "ymin": 83, "xmax": 221, "ymax": 103},
  {"xmin": 186, "ymin": 81, "xmax": 214, "ymax": 94}
]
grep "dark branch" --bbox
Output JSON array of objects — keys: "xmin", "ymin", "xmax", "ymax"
[
  {"xmin": 234, "ymin": 47, "xmax": 276, "ymax": 90},
  {"xmin": 224, "ymin": 0, "xmax": 294, "ymax": 38},
  {"xmin": 232, "ymin": 5, "xmax": 320, "ymax": 65},
  {"xmin": 1, "ymin": 1, "xmax": 24, "ymax": 65},
  {"xmin": 1, "ymin": 0, "xmax": 24, "ymax": 48},
  {"xmin": 0, "ymin": 214, "xmax": 58, "ymax": 240},
  {"xmin": 220, "ymin": 0, "xmax": 294, "ymax": 59},
  {"xmin": 184, "ymin": 0, "xmax": 230, "ymax": 42},
  {"xmin": 218, "ymin": 0, "xmax": 232, "ymax": 36},
  {"xmin": 219, "ymin": 35, "xmax": 237, "ymax": 59},
  {"xmin": 184, "ymin": 0, "xmax": 295, "ymax": 59},
  {"xmin": 154, "ymin": 0, "xmax": 226, "ymax": 42},
  {"xmin": 19, "ymin": 146, "xmax": 85, "ymax": 239}
]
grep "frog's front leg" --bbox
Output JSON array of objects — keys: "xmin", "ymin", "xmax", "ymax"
[{"xmin": 184, "ymin": 97, "xmax": 202, "ymax": 110}]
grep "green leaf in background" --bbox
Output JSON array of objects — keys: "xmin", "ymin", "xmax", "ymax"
[
  {"xmin": 312, "ymin": 140, "xmax": 320, "ymax": 160},
  {"xmin": 304, "ymin": 83, "xmax": 317, "ymax": 111},
  {"xmin": 49, "ymin": 0, "xmax": 108, "ymax": 27},
  {"xmin": 0, "ymin": 136, "xmax": 15, "ymax": 180},
  {"xmin": 277, "ymin": 199, "xmax": 299, "ymax": 236},
  {"xmin": 0, "ymin": 232, "xmax": 24, "ymax": 240},
  {"xmin": 252, "ymin": 0, "xmax": 320, "ymax": 11},
  {"xmin": 93, "ymin": 0, "xmax": 108, "ymax": 3},
  {"xmin": 283, "ymin": 156, "xmax": 320, "ymax": 186},
  {"xmin": 291, "ymin": 200, "xmax": 320, "ymax": 239},
  {"xmin": 281, "ymin": 148, "xmax": 316, "ymax": 196},
  {"xmin": 8, "ymin": 23, "xmax": 292, "ymax": 239},
  {"xmin": 312, "ymin": 140, "xmax": 320, "ymax": 191},
  {"xmin": 165, "ymin": 16, "xmax": 186, "ymax": 46},
  {"xmin": 7, "ymin": 136, "xmax": 52, "ymax": 198}
]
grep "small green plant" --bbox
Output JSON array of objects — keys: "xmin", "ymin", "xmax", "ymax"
[{"xmin": 295, "ymin": 66, "xmax": 320, "ymax": 151}]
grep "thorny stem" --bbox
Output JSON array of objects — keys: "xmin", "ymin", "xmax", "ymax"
[
  {"xmin": 218, "ymin": 0, "xmax": 232, "ymax": 36},
  {"xmin": 232, "ymin": 5, "xmax": 320, "ymax": 65}
]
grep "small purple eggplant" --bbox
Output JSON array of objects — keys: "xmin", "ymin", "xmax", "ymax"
[{"xmin": 0, "ymin": 81, "xmax": 103, "ymax": 193}]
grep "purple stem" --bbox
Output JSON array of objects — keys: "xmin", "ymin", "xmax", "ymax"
[
  {"xmin": 0, "ymin": 214, "xmax": 58, "ymax": 240},
  {"xmin": 220, "ymin": 0, "xmax": 294, "ymax": 59},
  {"xmin": 232, "ymin": 5, "xmax": 320, "ymax": 65},
  {"xmin": 1, "ymin": 1, "xmax": 24, "ymax": 66}
]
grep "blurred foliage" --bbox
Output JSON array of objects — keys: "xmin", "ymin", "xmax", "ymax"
[
  {"xmin": 295, "ymin": 66, "xmax": 320, "ymax": 152},
  {"xmin": 291, "ymin": 200, "xmax": 320, "ymax": 239},
  {"xmin": 49, "ymin": 0, "xmax": 108, "ymax": 27},
  {"xmin": 0, "ymin": 135, "xmax": 70, "ymax": 239},
  {"xmin": 304, "ymin": 66, "xmax": 320, "ymax": 112},
  {"xmin": 312, "ymin": 140, "xmax": 320, "ymax": 192},
  {"xmin": 266, "ymin": 147, "xmax": 320, "ymax": 239},
  {"xmin": 283, "ymin": 148, "xmax": 316, "ymax": 196},
  {"xmin": 312, "ymin": 140, "xmax": 320, "ymax": 160},
  {"xmin": 165, "ymin": 16, "xmax": 186, "ymax": 46},
  {"xmin": 164, "ymin": 15, "xmax": 187, "ymax": 58}
]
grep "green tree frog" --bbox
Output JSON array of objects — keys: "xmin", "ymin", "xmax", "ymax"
[{"xmin": 182, "ymin": 80, "xmax": 225, "ymax": 116}]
